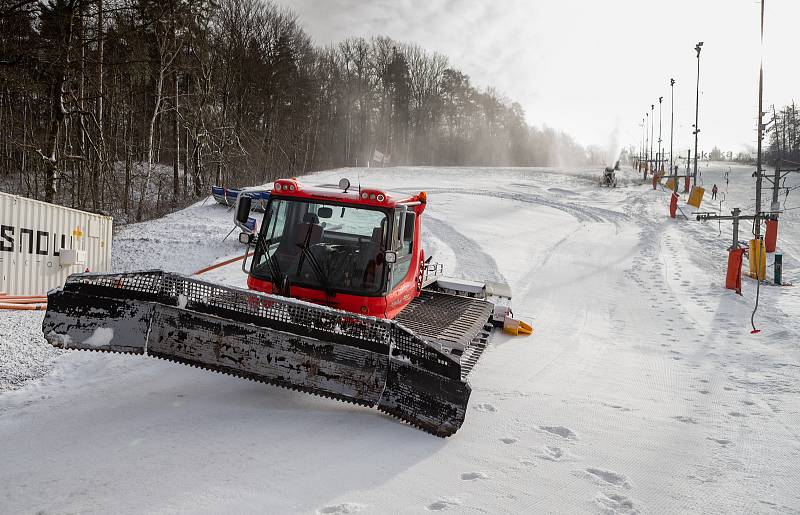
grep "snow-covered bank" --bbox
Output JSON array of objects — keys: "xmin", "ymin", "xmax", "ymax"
[{"xmin": 1, "ymin": 164, "xmax": 799, "ymax": 514}]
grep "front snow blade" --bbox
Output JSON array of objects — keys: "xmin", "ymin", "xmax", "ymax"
[{"xmin": 42, "ymin": 271, "xmax": 470, "ymax": 437}]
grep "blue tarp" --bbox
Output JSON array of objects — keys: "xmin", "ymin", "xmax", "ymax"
[{"xmin": 211, "ymin": 186, "xmax": 270, "ymax": 212}]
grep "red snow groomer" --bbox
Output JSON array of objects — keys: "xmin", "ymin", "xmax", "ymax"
[{"xmin": 42, "ymin": 178, "xmax": 531, "ymax": 436}]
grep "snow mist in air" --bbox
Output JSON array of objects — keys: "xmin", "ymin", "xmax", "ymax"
[{"xmin": 606, "ymin": 125, "xmax": 622, "ymax": 168}]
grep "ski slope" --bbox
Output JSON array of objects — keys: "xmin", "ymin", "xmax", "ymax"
[{"xmin": 1, "ymin": 165, "xmax": 799, "ymax": 514}]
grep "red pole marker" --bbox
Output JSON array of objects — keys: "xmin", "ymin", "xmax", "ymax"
[
  {"xmin": 725, "ymin": 247, "xmax": 745, "ymax": 293},
  {"xmin": 669, "ymin": 192, "xmax": 678, "ymax": 218},
  {"xmin": 764, "ymin": 219, "xmax": 778, "ymax": 253}
]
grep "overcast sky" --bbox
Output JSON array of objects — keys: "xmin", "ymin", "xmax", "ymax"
[{"xmin": 275, "ymin": 0, "xmax": 798, "ymax": 155}]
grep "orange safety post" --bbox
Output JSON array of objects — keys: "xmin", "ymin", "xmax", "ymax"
[
  {"xmin": 683, "ymin": 176, "xmax": 690, "ymax": 193},
  {"xmin": 669, "ymin": 192, "xmax": 678, "ymax": 218},
  {"xmin": 652, "ymin": 174, "xmax": 658, "ymax": 190},
  {"xmin": 687, "ymin": 186, "xmax": 705, "ymax": 208},
  {"xmin": 726, "ymin": 247, "xmax": 745, "ymax": 293},
  {"xmin": 748, "ymin": 238, "xmax": 767, "ymax": 280},
  {"xmin": 764, "ymin": 219, "xmax": 778, "ymax": 253}
]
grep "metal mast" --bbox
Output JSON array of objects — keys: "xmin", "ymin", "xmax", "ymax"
[
  {"xmin": 754, "ymin": 0, "xmax": 765, "ymax": 237},
  {"xmin": 670, "ymin": 79, "xmax": 676, "ymax": 191},
  {"xmin": 693, "ymin": 41, "xmax": 703, "ymax": 188}
]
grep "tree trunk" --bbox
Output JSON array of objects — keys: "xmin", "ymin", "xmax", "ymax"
[
  {"xmin": 172, "ymin": 69, "xmax": 180, "ymax": 207},
  {"xmin": 93, "ymin": 0, "xmax": 104, "ymax": 211}
]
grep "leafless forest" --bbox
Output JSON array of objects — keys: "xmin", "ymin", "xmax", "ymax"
[
  {"xmin": 0, "ymin": 0, "xmax": 588, "ymax": 222},
  {"xmin": 768, "ymin": 103, "xmax": 800, "ymax": 168}
]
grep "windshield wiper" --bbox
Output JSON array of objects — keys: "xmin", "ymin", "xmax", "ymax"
[
  {"xmin": 255, "ymin": 236, "xmax": 288, "ymax": 296},
  {"xmin": 295, "ymin": 227, "xmax": 334, "ymax": 298}
]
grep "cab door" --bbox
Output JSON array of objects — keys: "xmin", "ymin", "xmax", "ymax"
[{"xmin": 384, "ymin": 208, "xmax": 417, "ymax": 318}]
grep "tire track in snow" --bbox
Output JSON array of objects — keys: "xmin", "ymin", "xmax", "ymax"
[
  {"xmin": 416, "ymin": 187, "xmax": 628, "ymax": 225},
  {"xmin": 424, "ymin": 215, "xmax": 506, "ymax": 284}
]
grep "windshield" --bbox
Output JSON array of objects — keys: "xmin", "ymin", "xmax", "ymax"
[{"xmin": 252, "ymin": 197, "xmax": 390, "ymax": 295}]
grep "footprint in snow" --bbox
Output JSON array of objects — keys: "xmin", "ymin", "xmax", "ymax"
[
  {"xmin": 460, "ymin": 472, "xmax": 489, "ymax": 481},
  {"xmin": 500, "ymin": 437, "xmax": 517, "ymax": 444},
  {"xmin": 539, "ymin": 425, "xmax": 578, "ymax": 440},
  {"xmin": 535, "ymin": 445, "xmax": 578, "ymax": 462},
  {"xmin": 728, "ymin": 411, "xmax": 747, "ymax": 417},
  {"xmin": 473, "ymin": 403, "xmax": 496, "ymax": 413},
  {"xmin": 581, "ymin": 468, "xmax": 632, "ymax": 489},
  {"xmin": 317, "ymin": 503, "xmax": 365, "ymax": 514},
  {"xmin": 602, "ymin": 403, "xmax": 631, "ymax": 412},
  {"xmin": 595, "ymin": 492, "xmax": 638, "ymax": 514},
  {"xmin": 707, "ymin": 437, "xmax": 732, "ymax": 446},
  {"xmin": 426, "ymin": 498, "xmax": 462, "ymax": 511},
  {"xmin": 673, "ymin": 416, "xmax": 698, "ymax": 424}
]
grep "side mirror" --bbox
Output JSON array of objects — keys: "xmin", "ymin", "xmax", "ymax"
[
  {"xmin": 234, "ymin": 198, "xmax": 253, "ymax": 232},
  {"xmin": 235, "ymin": 196, "xmax": 252, "ymax": 226},
  {"xmin": 384, "ymin": 251, "xmax": 397, "ymax": 264}
]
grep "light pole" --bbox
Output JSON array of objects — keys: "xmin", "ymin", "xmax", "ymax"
[
  {"xmin": 640, "ymin": 117, "xmax": 645, "ymax": 167},
  {"xmin": 693, "ymin": 41, "xmax": 703, "ymax": 188},
  {"xmin": 645, "ymin": 112, "xmax": 649, "ymax": 178},
  {"xmin": 754, "ymin": 2, "xmax": 765, "ymax": 238},
  {"xmin": 658, "ymin": 96, "xmax": 663, "ymax": 173},
  {"xmin": 650, "ymin": 104, "xmax": 655, "ymax": 177},
  {"xmin": 670, "ymin": 78, "xmax": 676, "ymax": 192}
]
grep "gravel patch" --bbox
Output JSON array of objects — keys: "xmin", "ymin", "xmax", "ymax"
[{"xmin": 0, "ymin": 311, "xmax": 63, "ymax": 392}]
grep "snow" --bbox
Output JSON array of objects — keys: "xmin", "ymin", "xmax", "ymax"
[
  {"xmin": 83, "ymin": 327, "xmax": 115, "ymax": 348},
  {"xmin": 1, "ymin": 164, "xmax": 800, "ymax": 514}
]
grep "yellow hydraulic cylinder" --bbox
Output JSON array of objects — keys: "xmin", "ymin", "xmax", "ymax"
[
  {"xmin": 687, "ymin": 186, "xmax": 705, "ymax": 208},
  {"xmin": 748, "ymin": 239, "xmax": 766, "ymax": 280}
]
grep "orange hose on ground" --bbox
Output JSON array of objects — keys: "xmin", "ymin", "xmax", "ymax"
[
  {"xmin": 0, "ymin": 297, "xmax": 47, "ymax": 304},
  {"xmin": 0, "ymin": 302, "xmax": 47, "ymax": 311},
  {"xmin": 193, "ymin": 252, "xmax": 253, "ymax": 276},
  {"xmin": 0, "ymin": 294, "xmax": 48, "ymax": 310}
]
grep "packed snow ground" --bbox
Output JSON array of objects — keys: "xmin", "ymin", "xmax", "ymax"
[{"xmin": 1, "ymin": 164, "xmax": 799, "ymax": 514}]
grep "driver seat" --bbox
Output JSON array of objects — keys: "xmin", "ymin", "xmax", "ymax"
[{"xmin": 275, "ymin": 212, "xmax": 324, "ymax": 259}]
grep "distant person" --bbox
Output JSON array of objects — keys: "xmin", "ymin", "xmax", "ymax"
[{"xmin": 712, "ymin": 184, "xmax": 718, "ymax": 200}]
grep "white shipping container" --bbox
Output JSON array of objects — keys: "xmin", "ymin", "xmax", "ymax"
[{"xmin": 0, "ymin": 192, "xmax": 112, "ymax": 296}]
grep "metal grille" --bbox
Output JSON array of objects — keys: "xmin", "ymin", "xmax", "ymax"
[
  {"xmin": 69, "ymin": 269, "xmax": 165, "ymax": 294},
  {"xmin": 65, "ymin": 271, "xmax": 393, "ymax": 347},
  {"xmin": 62, "ymin": 271, "xmax": 468, "ymax": 381},
  {"xmin": 396, "ymin": 290, "xmax": 493, "ymax": 350}
]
